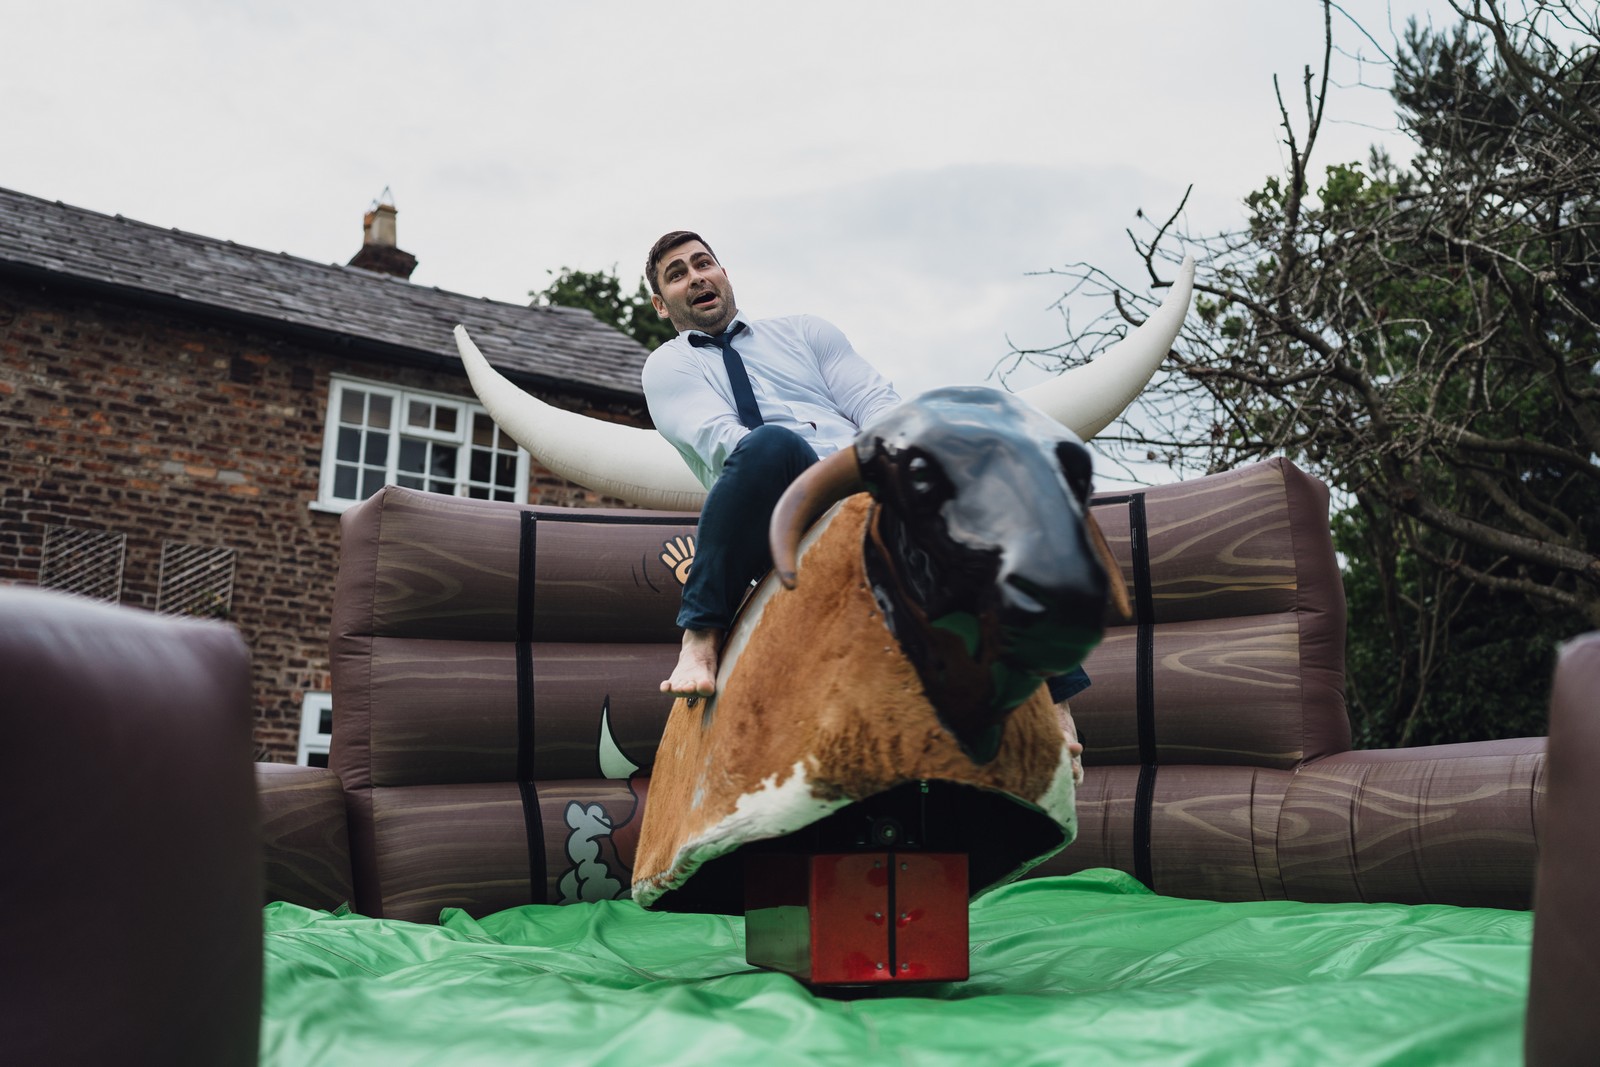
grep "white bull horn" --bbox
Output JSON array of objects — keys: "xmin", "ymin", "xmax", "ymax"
[
  {"xmin": 454, "ymin": 325, "xmax": 709, "ymax": 511},
  {"xmin": 1016, "ymin": 254, "xmax": 1195, "ymax": 436},
  {"xmin": 457, "ymin": 255, "xmax": 1193, "ymax": 511}
]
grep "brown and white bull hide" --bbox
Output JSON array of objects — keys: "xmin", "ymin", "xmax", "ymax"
[{"xmin": 630, "ymin": 494, "xmax": 1078, "ymax": 911}]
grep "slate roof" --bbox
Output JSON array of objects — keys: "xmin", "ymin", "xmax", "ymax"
[{"xmin": 0, "ymin": 185, "xmax": 649, "ymax": 402}]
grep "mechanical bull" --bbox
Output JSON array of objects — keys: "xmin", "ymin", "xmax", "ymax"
[
  {"xmin": 453, "ymin": 258, "xmax": 1194, "ymax": 926},
  {"xmin": 629, "ymin": 386, "xmax": 1131, "ymax": 917}
]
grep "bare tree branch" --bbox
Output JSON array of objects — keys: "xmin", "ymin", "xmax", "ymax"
[{"xmin": 1012, "ymin": 0, "xmax": 1600, "ymax": 745}]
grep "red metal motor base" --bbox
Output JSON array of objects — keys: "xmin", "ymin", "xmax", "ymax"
[{"xmin": 744, "ymin": 852, "xmax": 969, "ymax": 985}]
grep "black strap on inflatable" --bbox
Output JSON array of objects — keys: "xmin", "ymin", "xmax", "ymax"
[
  {"xmin": 517, "ymin": 511, "xmax": 548, "ymax": 903},
  {"xmin": 1128, "ymin": 492, "xmax": 1158, "ymax": 890}
]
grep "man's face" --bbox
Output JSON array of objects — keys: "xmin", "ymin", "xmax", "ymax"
[{"xmin": 651, "ymin": 241, "xmax": 737, "ymax": 334}]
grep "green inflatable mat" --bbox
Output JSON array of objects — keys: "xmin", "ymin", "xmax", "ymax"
[{"xmin": 261, "ymin": 869, "xmax": 1530, "ymax": 1066}]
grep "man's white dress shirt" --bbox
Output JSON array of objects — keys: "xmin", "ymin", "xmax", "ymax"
[{"xmin": 642, "ymin": 312, "xmax": 901, "ymax": 490}]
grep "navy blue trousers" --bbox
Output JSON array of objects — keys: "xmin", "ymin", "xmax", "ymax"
[{"xmin": 678, "ymin": 426, "xmax": 819, "ymax": 632}]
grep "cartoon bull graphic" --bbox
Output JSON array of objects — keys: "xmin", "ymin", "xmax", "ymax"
[{"xmin": 454, "ymin": 258, "xmax": 1193, "ymax": 919}]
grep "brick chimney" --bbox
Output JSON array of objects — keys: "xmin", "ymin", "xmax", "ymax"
[{"xmin": 347, "ymin": 187, "xmax": 418, "ymax": 279}]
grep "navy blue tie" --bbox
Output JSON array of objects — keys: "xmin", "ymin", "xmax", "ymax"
[{"xmin": 690, "ymin": 321, "xmax": 763, "ymax": 430}]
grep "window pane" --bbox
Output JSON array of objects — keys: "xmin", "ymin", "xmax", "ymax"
[
  {"xmin": 318, "ymin": 708, "xmax": 333, "ymax": 734},
  {"xmin": 324, "ymin": 386, "xmax": 514, "ymax": 507},
  {"xmin": 340, "ymin": 389, "xmax": 365, "ymax": 425},
  {"xmin": 399, "ymin": 438, "xmax": 426, "ymax": 473},
  {"xmin": 336, "ymin": 426, "xmax": 360, "ymax": 463},
  {"xmin": 308, "ymin": 751, "xmax": 330, "ymax": 768}
]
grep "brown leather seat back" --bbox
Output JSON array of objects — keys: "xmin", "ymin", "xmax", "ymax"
[
  {"xmin": 2, "ymin": 586, "xmax": 260, "ymax": 1065},
  {"xmin": 1526, "ymin": 632, "xmax": 1600, "ymax": 1066}
]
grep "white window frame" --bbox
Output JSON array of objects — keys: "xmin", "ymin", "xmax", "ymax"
[
  {"xmin": 297, "ymin": 691, "xmax": 334, "ymax": 767},
  {"xmin": 312, "ymin": 376, "xmax": 531, "ymax": 513}
]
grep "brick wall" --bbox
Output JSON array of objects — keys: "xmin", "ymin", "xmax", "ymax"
[{"xmin": 0, "ymin": 278, "xmax": 652, "ymax": 761}]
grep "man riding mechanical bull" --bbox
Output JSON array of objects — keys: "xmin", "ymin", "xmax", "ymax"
[
  {"xmin": 454, "ymin": 234, "xmax": 1193, "ymax": 912},
  {"xmin": 635, "ymin": 231, "xmax": 1097, "ymax": 714}
]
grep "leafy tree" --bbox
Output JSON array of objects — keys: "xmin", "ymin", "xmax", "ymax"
[
  {"xmin": 1024, "ymin": 0, "xmax": 1599, "ymax": 745},
  {"xmin": 532, "ymin": 266, "xmax": 676, "ymax": 351}
]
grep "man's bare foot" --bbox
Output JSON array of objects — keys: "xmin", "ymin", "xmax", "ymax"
[{"xmin": 661, "ymin": 628, "xmax": 722, "ymax": 698}]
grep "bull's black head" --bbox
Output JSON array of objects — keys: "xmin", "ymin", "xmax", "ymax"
[{"xmin": 771, "ymin": 386, "xmax": 1118, "ymax": 763}]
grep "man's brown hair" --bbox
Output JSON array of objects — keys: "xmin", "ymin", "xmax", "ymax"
[{"xmin": 645, "ymin": 230, "xmax": 717, "ymax": 296}]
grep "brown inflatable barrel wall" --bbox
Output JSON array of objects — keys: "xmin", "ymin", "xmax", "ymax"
[
  {"xmin": 329, "ymin": 459, "xmax": 1542, "ymax": 921},
  {"xmin": 1044, "ymin": 458, "xmax": 1544, "ymax": 908},
  {"xmin": 331, "ymin": 487, "xmax": 693, "ymax": 922}
]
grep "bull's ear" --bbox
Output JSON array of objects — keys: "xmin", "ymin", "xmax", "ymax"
[
  {"xmin": 1055, "ymin": 441, "xmax": 1094, "ymax": 502},
  {"xmin": 1087, "ymin": 510, "xmax": 1134, "ymax": 622}
]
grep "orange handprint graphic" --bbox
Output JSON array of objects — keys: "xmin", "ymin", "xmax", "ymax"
[{"xmin": 660, "ymin": 535, "xmax": 695, "ymax": 586}]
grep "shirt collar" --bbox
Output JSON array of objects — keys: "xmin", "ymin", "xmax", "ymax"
[{"xmin": 682, "ymin": 310, "xmax": 748, "ymax": 342}]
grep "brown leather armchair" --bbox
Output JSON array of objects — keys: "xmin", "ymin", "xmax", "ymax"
[
  {"xmin": 1, "ymin": 585, "xmax": 260, "ymax": 1066},
  {"xmin": 1526, "ymin": 631, "xmax": 1600, "ymax": 1066}
]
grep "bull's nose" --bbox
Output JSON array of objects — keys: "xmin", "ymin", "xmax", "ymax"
[
  {"xmin": 1002, "ymin": 576, "xmax": 1048, "ymax": 615},
  {"xmin": 1002, "ymin": 572, "xmax": 1104, "ymax": 621},
  {"xmin": 1001, "ymin": 571, "xmax": 1108, "ymax": 677}
]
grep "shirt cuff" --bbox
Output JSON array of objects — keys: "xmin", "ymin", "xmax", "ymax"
[{"xmin": 1046, "ymin": 666, "xmax": 1091, "ymax": 703}]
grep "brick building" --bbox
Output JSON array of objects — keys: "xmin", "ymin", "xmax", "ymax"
[{"xmin": 0, "ymin": 185, "xmax": 654, "ymax": 763}]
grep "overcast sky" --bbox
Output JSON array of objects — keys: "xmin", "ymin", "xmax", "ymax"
[{"xmin": 6, "ymin": 0, "xmax": 1462, "ymax": 464}]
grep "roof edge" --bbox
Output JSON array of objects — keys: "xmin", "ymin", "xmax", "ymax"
[{"xmin": 0, "ymin": 258, "xmax": 647, "ymax": 406}]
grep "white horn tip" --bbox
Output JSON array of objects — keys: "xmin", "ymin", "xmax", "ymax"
[{"xmin": 1016, "ymin": 253, "xmax": 1196, "ymax": 440}]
